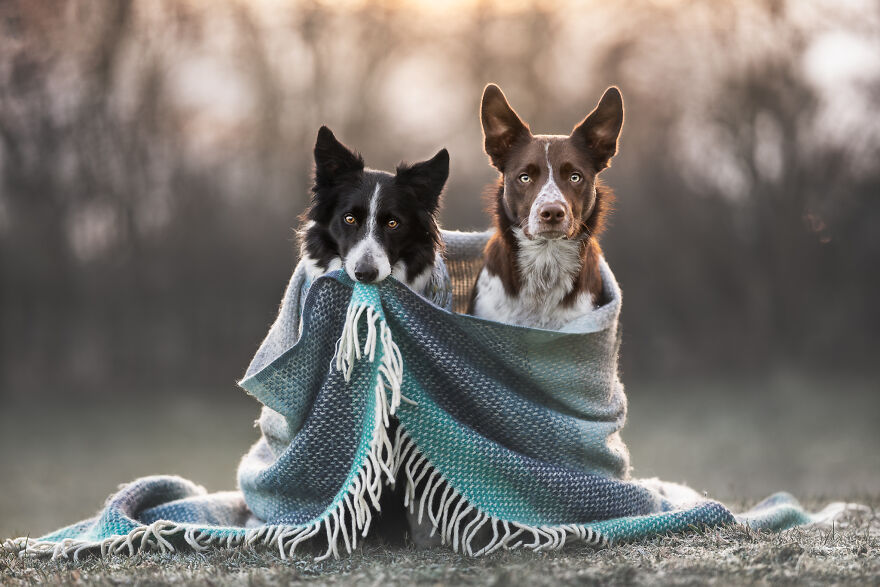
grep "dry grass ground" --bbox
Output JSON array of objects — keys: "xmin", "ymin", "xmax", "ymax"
[{"xmin": 3, "ymin": 518, "xmax": 879, "ymax": 586}]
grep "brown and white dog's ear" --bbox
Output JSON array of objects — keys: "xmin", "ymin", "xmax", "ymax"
[
  {"xmin": 480, "ymin": 84, "xmax": 531, "ymax": 171},
  {"xmin": 571, "ymin": 87, "xmax": 624, "ymax": 171},
  {"xmin": 314, "ymin": 125, "xmax": 364, "ymax": 186}
]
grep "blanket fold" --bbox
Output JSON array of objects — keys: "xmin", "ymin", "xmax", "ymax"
[{"xmin": 2, "ymin": 230, "xmax": 858, "ymax": 560}]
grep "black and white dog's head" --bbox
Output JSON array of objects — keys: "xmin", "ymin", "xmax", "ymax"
[{"xmin": 300, "ymin": 126, "xmax": 449, "ymax": 290}]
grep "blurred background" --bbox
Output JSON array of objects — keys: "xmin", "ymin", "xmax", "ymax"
[{"xmin": 1, "ymin": 0, "xmax": 878, "ymax": 538}]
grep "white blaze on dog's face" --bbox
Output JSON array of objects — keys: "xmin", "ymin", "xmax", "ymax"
[
  {"xmin": 301, "ymin": 126, "xmax": 449, "ymax": 285},
  {"xmin": 524, "ymin": 142, "xmax": 573, "ymax": 239},
  {"xmin": 343, "ymin": 183, "xmax": 392, "ymax": 282},
  {"xmin": 480, "ymin": 84, "xmax": 623, "ymax": 241}
]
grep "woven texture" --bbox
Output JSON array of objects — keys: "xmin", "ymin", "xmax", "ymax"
[{"xmin": 3, "ymin": 230, "xmax": 849, "ymax": 560}]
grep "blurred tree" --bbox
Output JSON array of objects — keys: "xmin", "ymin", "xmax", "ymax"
[{"xmin": 0, "ymin": 0, "xmax": 877, "ymax": 398}]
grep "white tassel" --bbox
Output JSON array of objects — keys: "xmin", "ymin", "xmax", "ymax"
[
  {"xmin": 451, "ymin": 505, "xmax": 474, "ymax": 552},
  {"xmin": 333, "ymin": 300, "xmax": 413, "ymax": 416},
  {"xmin": 473, "ymin": 519, "xmax": 501, "ymax": 556},
  {"xmin": 463, "ymin": 513, "xmax": 489, "ymax": 556},
  {"xmin": 335, "ymin": 303, "xmax": 367, "ymax": 381},
  {"xmin": 388, "ymin": 428, "xmax": 611, "ymax": 557},
  {"xmin": 418, "ymin": 470, "xmax": 441, "ymax": 524},
  {"xmin": 428, "ymin": 482, "xmax": 450, "ymax": 533}
]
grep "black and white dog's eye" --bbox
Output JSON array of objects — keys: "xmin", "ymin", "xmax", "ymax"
[
  {"xmin": 518, "ymin": 173, "xmax": 531, "ymax": 183},
  {"xmin": 570, "ymin": 173, "xmax": 582, "ymax": 183},
  {"xmin": 343, "ymin": 214, "xmax": 357, "ymax": 225},
  {"xmin": 386, "ymin": 218, "xmax": 399, "ymax": 229}
]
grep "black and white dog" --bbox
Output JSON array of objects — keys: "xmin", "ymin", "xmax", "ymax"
[
  {"xmin": 296, "ymin": 127, "xmax": 450, "ymax": 545},
  {"xmin": 469, "ymin": 85, "xmax": 623, "ymax": 329},
  {"xmin": 300, "ymin": 126, "xmax": 449, "ymax": 295}
]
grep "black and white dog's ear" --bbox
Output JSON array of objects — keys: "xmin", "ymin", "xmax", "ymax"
[
  {"xmin": 309, "ymin": 126, "xmax": 364, "ymax": 224},
  {"xmin": 395, "ymin": 148, "xmax": 449, "ymax": 211},
  {"xmin": 571, "ymin": 87, "xmax": 624, "ymax": 172},
  {"xmin": 313, "ymin": 126, "xmax": 364, "ymax": 185},
  {"xmin": 480, "ymin": 84, "xmax": 531, "ymax": 171}
]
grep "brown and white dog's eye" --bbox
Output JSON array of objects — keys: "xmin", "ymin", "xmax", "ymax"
[
  {"xmin": 343, "ymin": 213, "xmax": 357, "ymax": 225},
  {"xmin": 569, "ymin": 172, "xmax": 582, "ymax": 183},
  {"xmin": 386, "ymin": 218, "xmax": 399, "ymax": 229},
  {"xmin": 518, "ymin": 173, "xmax": 531, "ymax": 183}
]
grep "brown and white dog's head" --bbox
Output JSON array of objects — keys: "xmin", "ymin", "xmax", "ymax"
[{"xmin": 480, "ymin": 84, "xmax": 623, "ymax": 241}]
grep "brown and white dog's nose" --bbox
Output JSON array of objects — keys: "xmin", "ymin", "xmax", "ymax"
[{"xmin": 538, "ymin": 203, "xmax": 566, "ymax": 224}]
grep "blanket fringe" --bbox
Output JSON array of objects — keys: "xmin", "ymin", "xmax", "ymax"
[
  {"xmin": 334, "ymin": 302, "xmax": 414, "ymax": 414},
  {"xmin": 391, "ymin": 427, "xmax": 608, "ymax": 556}
]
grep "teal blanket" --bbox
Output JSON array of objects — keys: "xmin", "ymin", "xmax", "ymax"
[{"xmin": 3, "ymin": 230, "xmax": 852, "ymax": 560}]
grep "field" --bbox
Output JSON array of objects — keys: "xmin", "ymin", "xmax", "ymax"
[{"xmin": 2, "ymin": 375, "xmax": 878, "ymax": 584}]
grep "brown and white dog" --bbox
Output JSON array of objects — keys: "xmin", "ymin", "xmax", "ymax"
[{"xmin": 468, "ymin": 84, "xmax": 623, "ymax": 329}]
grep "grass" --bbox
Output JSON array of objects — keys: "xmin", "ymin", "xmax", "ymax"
[{"xmin": 3, "ymin": 515, "xmax": 879, "ymax": 586}]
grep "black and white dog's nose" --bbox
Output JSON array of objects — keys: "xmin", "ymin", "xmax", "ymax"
[{"xmin": 354, "ymin": 262, "xmax": 379, "ymax": 283}]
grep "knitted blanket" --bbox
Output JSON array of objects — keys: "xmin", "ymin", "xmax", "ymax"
[{"xmin": 3, "ymin": 230, "xmax": 853, "ymax": 560}]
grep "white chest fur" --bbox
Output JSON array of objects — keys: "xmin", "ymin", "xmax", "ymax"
[{"xmin": 473, "ymin": 229, "xmax": 595, "ymax": 330}]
